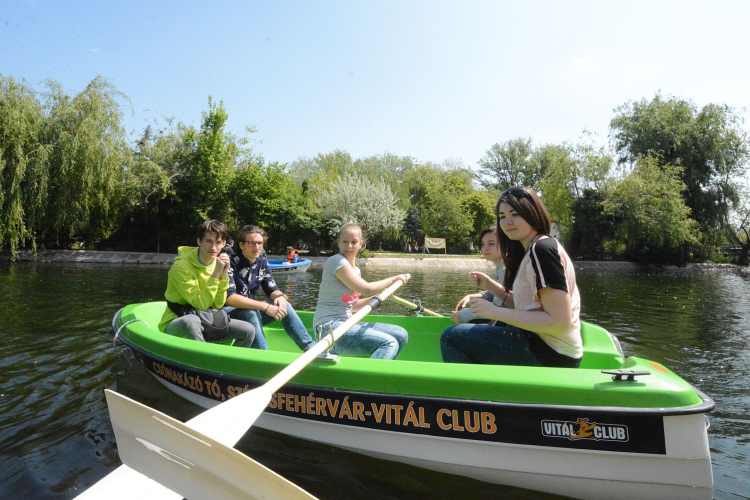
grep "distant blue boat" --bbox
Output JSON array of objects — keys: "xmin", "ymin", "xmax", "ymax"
[{"xmin": 268, "ymin": 258, "xmax": 312, "ymax": 274}]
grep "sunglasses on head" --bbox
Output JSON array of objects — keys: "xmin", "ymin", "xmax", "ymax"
[{"xmin": 500, "ymin": 187, "xmax": 528, "ymax": 198}]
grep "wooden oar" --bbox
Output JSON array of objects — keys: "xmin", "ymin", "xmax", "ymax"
[
  {"xmin": 392, "ymin": 294, "xmax": 443, "ymax": 317},
  {"xmin": 98, "ymin": 277, "xmax": 408, "ymax": 500},
  {"xmin": 188, "ymin": 276, "xmax": 408, "ymax": 445}
]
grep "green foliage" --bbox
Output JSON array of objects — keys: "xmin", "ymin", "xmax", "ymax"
[
  {"xmin": 230, "ymin": 160, "xmax": 321, "ymax": 252},
  {"xmin": 461, "ymin": 191, "xmax": 497, "ymax": 236},
  {"xmin": 610, "ymin": 94, "xmax": 749, "ymax": 242},
  {"xmin": 40, "ymin": 77, "xmax": 130, "ymax": 247},
  {"xmin": 3, "ymin": 75, "xmax": 747, "ymax": 265},
  {"xmin": 287, "ymin": 150, "xmax": 354, "ymax": 203},
  {"xmin": 177, "ymin": 96, "xmax": 237, "ymax": 226},
  {"xmin": 477, "ymin": 138, "xmax": 542, "ymax": 190},
  {"xmin": 419, "ymin": 171, "xmax": 474, "ymax": 248},
  {"xmin": 534, "ymin": 144, "xmax": 576, "ymax": 237},
  {"xmin": 402, "ymin": 207, "xmax": 422, "ymax": 242},
  {"xmin": 0, "ymin": 75, "xmax": 129, "ymax": 254},
  {"xmin": 602, "ymin": 156, "xmax": 698, "ymax": 264},
  {"xmin": 567, "ymin": 189, "xmax": 613, "ymax": 260},
  {"xmin": 0, "ymin": 76, "xmax": 47, "ymax": 254}
]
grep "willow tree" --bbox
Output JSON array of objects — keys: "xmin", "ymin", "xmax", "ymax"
[
  {"xmin": 0, "ymin": 76, "xmax": 48, "ymax": 254},
  {"xmin": 610, "ymin": 94, "xmax": 749, "ymax": 253},
  {"xmin": 602, "ymin": 155, "xmax": 698, "ymax": 265},
  {"xmin": 39, "ymin": 76, "xmax": 130, "ymax": 247}
]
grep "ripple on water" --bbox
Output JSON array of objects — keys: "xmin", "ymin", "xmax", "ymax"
[{"xmin": 2, "ymin": 262, "xmax": 750, "ymax": 499}]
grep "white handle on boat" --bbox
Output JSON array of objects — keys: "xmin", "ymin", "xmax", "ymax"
[{"xmin": 391, "ymin": 294, "xmax": 443, "ymax": 317}]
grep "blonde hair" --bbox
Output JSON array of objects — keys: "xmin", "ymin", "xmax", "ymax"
[{"xmin": 337, "ymin": 222, "xmax": 364, "ymax": 241}]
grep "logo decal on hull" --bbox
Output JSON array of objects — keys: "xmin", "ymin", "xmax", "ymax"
[{"xmin": 542, "ymin": 418, "xmax": 629, "ymax": 442}]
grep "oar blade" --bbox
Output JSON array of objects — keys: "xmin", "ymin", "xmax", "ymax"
[
  {"xmin": 106, "ymin": 389, "xmax": 317, "ymax": 500},
  {"xmin": 186, "ymin": 386, "xmax": 273, "ymax": 447}
]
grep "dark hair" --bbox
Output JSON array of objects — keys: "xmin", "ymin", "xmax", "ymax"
[
  {"xmin": 236, "ymin": 225, "xmax": 267, "ymax": 244},
  {"xmin": 496, "ymin": 187, "xmax": 551, "ymax": 289},
  {"xmin": 197, "ymin": 220, "xmax": 229, "ymax": 242},
  {"xmin": 478, "ymin": 226, "xmax": 497, "ymax": 244}
]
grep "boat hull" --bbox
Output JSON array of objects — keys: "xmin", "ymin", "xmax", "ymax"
[
  {"xmin": 268, "ymin": 259, "xmax": 312, "ymax": 274},
  {"xmin": 114, "ymin": 303, "xmax": 714, "ymax": 500}
]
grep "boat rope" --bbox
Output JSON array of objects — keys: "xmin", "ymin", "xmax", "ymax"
[
  {"xmin": 112, "ymin": 317, "xmax": 151, "ymax": 369},
  {"xmin": 113, "ymin": 318, "xmax": 151, "ymax": 348}
]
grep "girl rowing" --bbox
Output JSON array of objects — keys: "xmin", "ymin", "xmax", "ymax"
[{"xmin": 313, "ymin": 223, "xmax": 410, "ymax": 359}]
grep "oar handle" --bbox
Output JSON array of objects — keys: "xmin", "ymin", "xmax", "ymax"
[
  {"xmin": 392, "ymin": 295, "xmax": 444, "ymax": 317},
  {"xmin": 263, "ymin": 276, "xmax": 408, "ymax": 395}
]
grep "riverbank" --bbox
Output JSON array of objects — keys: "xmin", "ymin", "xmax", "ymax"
[{"xmin": 1, "ymin": 249, "xmax": 746, "ymax": 274}]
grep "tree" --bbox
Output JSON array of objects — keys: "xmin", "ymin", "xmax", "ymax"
[
  {"xmin": 402, "ymin": 207, "xmax": 422, "ymax": 243},
  {"xmin": 477, "ymin": 138, "xmax": 542, "ymax": 190},
  {"xmin": 318, "ymin": 174, "xmax": 405, "ymax": 247},
  {"xmin": 567, "ymin": 189, "xmax": 613, "ymax": 260},
  {"xmin": 353, "ymin": 152, "xmax": 416, "ymax": 208},
  {"xmin": 462, "ymin": 191, "xmax": 497, "ymax": 236},
  {"xmin": 533, "ymin": 144, "xmax": 576, "ymax": 237},
  {"xmin": 0, "ymin": 76, "xmax": 47, "ymax": 255},
  {"xmin": 610, "ymin": 94, "xmax": 749, "ymax": 248},
  {"xmin": 602, "ymin": 155, "xmax": 698, "ymax": 264},
  {"xmin": 726, "ymin": 179, "xmax": 750, "ymax": 265},
  {"xmin": 45, "ymin": 77, "xmax": 130, "ymax": 247},
  {"xmin": 0, "ymin": 76, "xmax": 131, "ymax": 251},
  {"xmin": 230, "ymin": 160, "xmax": 321, "ymax": 252},
  {"xmin": 419, "ymin": 172, "xmax": 474, "ymax": 248},
  {"xmin": 287, "ymin": 150, "xmax": 354, "ymax": 203}
]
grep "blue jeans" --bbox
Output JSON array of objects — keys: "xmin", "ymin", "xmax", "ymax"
[
  {"xmin": 315, "ymin": 321, "xmax": 408, "ymax": 360},
  {"xmin": 440, "ymin": 323, "xmax": 543, "ymax": 366},
  {"xmin": 224, "ymin": 303, "xmax": 315, "ymax": 351}
]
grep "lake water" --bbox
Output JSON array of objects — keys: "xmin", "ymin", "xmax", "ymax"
[{"xmin": 0, "ymin": 262, "xmax": 748, "ymax": 499}]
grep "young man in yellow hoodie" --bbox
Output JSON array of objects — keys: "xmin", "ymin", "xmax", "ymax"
[{"xmin": 159, "ymin": 220, "xmax": 255, "ymax": 347}]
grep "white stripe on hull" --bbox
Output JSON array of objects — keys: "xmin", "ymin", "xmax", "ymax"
[{"xmin": 152, "ymin": 374, "xmax": 713, "ymax": 500}]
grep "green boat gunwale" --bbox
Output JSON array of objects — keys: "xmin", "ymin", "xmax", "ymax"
[{"xmin": 113, "ymin": 302, "xmax": 715, "ymax": 414}]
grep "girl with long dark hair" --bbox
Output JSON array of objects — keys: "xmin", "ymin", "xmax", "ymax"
[{"xmin": 440, "ymin": 187, "xmax": 582, "ymax": 367}]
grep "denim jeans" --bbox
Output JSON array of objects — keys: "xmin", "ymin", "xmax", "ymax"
[
  {"xmin": 315, "ymin": 321, "xmax": 408, "ymax": 360},
  {"xmin": 164, "ymin": 314, "xmax": 255, "ymax": 348},
  {"xmin": 440, "ymin": 323, "xmax": 543, "ymax": 366},
  {"xmin": 224, "ymin": 303, "xmax": 315, "ymax": 351}
]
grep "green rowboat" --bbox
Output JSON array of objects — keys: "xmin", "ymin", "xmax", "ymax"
[{"xmin": 112, "ymin": 302, "xmax": 714, "ymax": 500}]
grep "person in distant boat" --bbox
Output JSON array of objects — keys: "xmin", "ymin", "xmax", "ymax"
[
  {"xmin": 440, "ymin": 188, "xmax": 582, "ymax": 368},
  {"xmin": 451, "ymin": 226, "xmax": 505, "ymax": 324},
  {"xmin": 314, "ymin": 223, "xmax": 410, "ymax": 359},
  {"xmin": 286, "ymin": 246, "xmax": 300, "ymax": 263},
  {"xmin": 159, "ymin": 220, "xmax": 255, "ymax": 347},
  {"xmin": 224, "ymin": 225, "xmax": 315, "ymax": 351}
]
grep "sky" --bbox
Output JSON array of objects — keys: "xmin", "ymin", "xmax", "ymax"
[{"xmin": 3, "ymin": 0, "xmax": 750, "ymax": 169}]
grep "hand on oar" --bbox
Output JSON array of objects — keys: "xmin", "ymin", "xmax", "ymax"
[{"xmin": 391, "ymin": 295, "xmax": 443, "ymax": 317}]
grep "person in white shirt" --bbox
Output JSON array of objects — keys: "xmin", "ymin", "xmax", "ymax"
[{"xmin": 440, "ymin": 187, "xmax": 582, "ymax": 368}]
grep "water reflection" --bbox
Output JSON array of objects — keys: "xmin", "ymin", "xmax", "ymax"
[{"xmin": 0, "ymin": 262, "xmax": 748, "ymax": 499}]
